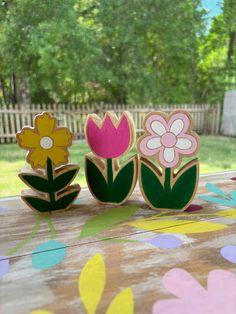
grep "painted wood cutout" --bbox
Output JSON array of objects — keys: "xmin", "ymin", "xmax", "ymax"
[
  {"xmin": 16, "ymin": 112, "xmax": 80, "ymax": 212},
  {"xmin": 85, "ymin": 111, "xmax": 138, "ymax": 205},
  {"xmin": 137, "ymin": 110, "xmax": 200, "ymax": 211}
]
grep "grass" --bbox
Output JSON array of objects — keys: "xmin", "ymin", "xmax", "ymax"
[{"xmin": 0, "ymin": 135, "xmax": 236, "ymax": 197}]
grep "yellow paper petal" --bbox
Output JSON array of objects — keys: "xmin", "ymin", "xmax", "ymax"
[
  {"xmin": 79, "ymin": 253, "xmax": 106, "ymax": 314},
  {"xmin": 127, "ymin": 219, "xmax": 227, "ymax": 234},
  {"xmin": 36, "ymin": 112, "xmax": 56, "ymax": 136},
  {"xmin": 106, "ymin": 288, "xmax": 134, "ymax": 314},
  {"xmin": 31, "ymin": 311, "xmax": 55, "ymax": 314},
  {"xmin": 27, "ymin": 147, "xmax": 48, "ymax": 168},
  {"xmin": 17, "ymin": 128, "xmax": 39, "ymax": 149},
  {"xmin": 216, "ymin": 209, "xmax": 236, "ymax": 219},
  {"xmin": 48, "ymin": 147, "xmax": 68, "ymax": 166},
  {"xmin": 52, "ymin": 128, "xmax": 73, "ymax": 147}
]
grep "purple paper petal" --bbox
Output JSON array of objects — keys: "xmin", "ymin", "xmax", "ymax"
[
  {"xmin": 230, "ymin": 177, "xmax": 236, "ymax": 181},
  {"xmin": 0, "ymin": 256, "xmax": 10, "ymax": 278},
  {"xmin": 0, "ymin": 207, "xmax": 7, "ymax": 214},
  {"xmin": 185, "ymin": 204, "xmax": 203, "ymax": 212},
  {"xmin": 220, "ymin": 245, "xmax": 236, "ymax": 264},
  {"xmin": 144, "ymin": 235, "xmax": 182, "ymax": 248}
]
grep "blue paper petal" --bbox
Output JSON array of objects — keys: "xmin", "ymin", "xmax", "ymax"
[
  {"xmin": 199, "ymin": 195, "xmax": 236, "ymax": 206},
  {"xmin": 32, "ymin": 240, "xmax": 67, "ymax": 270},
  {"xmin": 205, "ymin": 183, "xmax": 226, "ymax": 196},
  {"xmin": 230, "ymin": 191, "xmax": 236, "ymax": 201}
]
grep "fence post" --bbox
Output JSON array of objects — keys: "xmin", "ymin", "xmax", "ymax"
[{"xmin": 0, "ymin": 103, "xmax": 222, "ymax": 143}]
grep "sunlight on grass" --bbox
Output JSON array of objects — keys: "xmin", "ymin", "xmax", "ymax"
[{"xmin": 0, "ymin": 135, "xmax": 235, "ymax": 197}]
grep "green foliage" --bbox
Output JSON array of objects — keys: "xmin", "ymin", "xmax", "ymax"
[
  {"xmin": 80, "ymin": 205, "xmax": 139, "ymax": 238},
  {"xmin": 197, "ymin": 0, "xmax": 236, "ymax": 103},
  {"xmin": 85, "ymin": 156, "xmax": 137, "ymax": 204},
  {"xmin": 0, "ymin": 0, "xmax": 235, "ymax": 104},
  {"xmin": 140, "ymin": 159, "xmax": 198, "ymax": 210},
  {"xmin": 19, "ymin": 159, "xmax": 80, "ymax": 212}
]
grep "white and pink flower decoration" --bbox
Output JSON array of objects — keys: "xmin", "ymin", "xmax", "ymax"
[{"xmin": 138, "ymin": 112, "xmax": 199, "ymax": 168}]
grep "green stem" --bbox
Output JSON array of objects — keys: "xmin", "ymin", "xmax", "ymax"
[
  {"xmin": 6, "ymin": 215, "xmax": 41, "ymax": 256},
  {"xmin": 47, "ymin": 158, "xmax": 55, "ymax": 205},
  {"xmin": 107, "ymin": 158, "xmax": 113, "ymax": 185},
  {"xmin": 164, "ymin": 167, "xmax": 171, "ymax": 194},
  {"xmin": 43, "ymin": 215, "xmax": 56, "ymax": 239}
]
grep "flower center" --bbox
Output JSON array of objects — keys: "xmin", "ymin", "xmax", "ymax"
[
  {"xmin": 40, "ymin": 136, "xmax": 53, "ymax": 150},
  {"xmin": 161, "ymin": 132, "xmax": 177, "ymax": 148}
]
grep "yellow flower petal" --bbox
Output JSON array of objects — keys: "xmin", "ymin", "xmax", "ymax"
[
  {"xmin": 79, "ymin": 253, "xmax": 106, "ymax": 314},
  {"xmin": 106, "ymin": 288, "xmax": 134, "ymax": 314},
  {"xmin": 52, "ymin": 128, "xmax": 73, "ymax": 147},
  {"xmin": 16, "ymin": 128, "xmax": 40, "ymax": 149},
  {"xmin": 127, "ymin": 219, "xmax": 227, "ymax": 234},
  {"xmin": 31, "ymin": 311, "xmax": 55, "ymax": 314},
  {"xmin": 35, "ymin": 112, "xmax": 56, "ymax": 137},
  {"xmin": 216, "ymin": 209, "xmax": 236, "ymax": 219},
  {"xmin": 27, "ymin": 148, "xmax": 48, "ymax": 168},
  {"xmin": 47, "ymin": 147, "xmax": 68, "ymax": 166}
]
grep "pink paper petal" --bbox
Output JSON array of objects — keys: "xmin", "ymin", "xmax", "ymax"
[
  {"xmin": 162, "ymin": 268, "xmax": 205, "ymax": 298},
  {"xmin": 153, "ymin": 268, "xmax": 236, "ymax": 314},
  {"xmin": 185, "ymin": 204, "xmax": 203, "ymax": 212}
]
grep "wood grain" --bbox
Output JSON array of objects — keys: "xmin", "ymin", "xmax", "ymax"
[{"xmin": 1, "ymin": 170, "xmax": 236, "ymax": 314}]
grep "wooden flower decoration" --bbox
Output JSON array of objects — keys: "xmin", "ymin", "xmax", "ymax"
[
  {"xmin": 139, "ymin": 112, "xmax": 198, "ymax": 168},
  {"xmin": 16, "ymin": 112, "xmax": 80, "ymax": 212},
  {"xmin": 85, "ymin": 111, "xmax": 138, "ymax": 205},
  {"xmin": 137, "ymin": 110, "xmax": 200, "ymax": 212},
  {"xmin": 86, "ymin": 112, "xmax": 133, "ymax": 159},
  {"xmin": 17, "ymin": 112, "xmax": 73, "ymax": 169}
]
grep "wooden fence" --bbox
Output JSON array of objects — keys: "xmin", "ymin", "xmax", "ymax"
[{"xmin": 0, "ymin": 103, "xmax": 222, "ymax": 143}]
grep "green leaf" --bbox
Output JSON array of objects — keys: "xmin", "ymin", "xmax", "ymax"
[
  {"xmin": 171, "ymin": 161, "xmax": 198, "ymax": 209},
  {"xmin": 22, "ymin": 196, "xmax": 52, "ymax": 212},
  {"xmin": 53, "ymin": 167, "xmax": 78, "ymax": 192},
  {"xmin": 85, "ymin": 156, "xmax": 109, "ymax": 202},
  {"xmin": 55, "ymin": 189, "xmax": 79, "ymax": 210},
  {"xmin": 85, "ymin": 156, "xmax": 137, "ymax": 204},
  {"xmin": 112, "ymin": 157, "xmax": 137, "ymax": 203},
  {"xmin": 140, "ymin": 159, "xmax": 167, "ymax": 208},
  {"xmin": 80, "ymin": 206, "xmax": 139, "ymax": 238},
  {"xmin": 19, "ymin": 174, "xmax": 49, "ymax": 193}
]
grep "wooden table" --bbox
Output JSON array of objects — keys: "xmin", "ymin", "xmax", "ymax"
[{"xmin": 1, "ymin": 171, "xmax": 236, "ymax": 314}]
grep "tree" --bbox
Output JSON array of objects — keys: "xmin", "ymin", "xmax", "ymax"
[
  {"xmin": 4, "ymin": 0, "xmax": 233, "ymax": 105},
  {"xmin": 197, "ymin": 0, "xmax": 236, "ymax": 103}
]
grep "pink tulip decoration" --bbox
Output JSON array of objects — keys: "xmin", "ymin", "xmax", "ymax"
[
  {"xmin": 86, "ymin": 112, "xmax": 133, "ymax": 159},
  {"xmin": 138, "ymin": 110, "xmax": 200, "ymax": 211},
  {"xmin": 85, "ymin": 111, "xmax": 138, "ymax": 205}
]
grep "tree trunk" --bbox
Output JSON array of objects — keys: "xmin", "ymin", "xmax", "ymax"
[
  {"xmin": 227, "ymin": 31, "xmax": 235, "ymax": 62},
  {"xmin": 11, "ymin": 73, "xmax": 30, "ymax": 106},
  {"xmin": 12, "ymin": 72, "xmax": 18, "ymax": 104},
  {"xmin": 0, "ymin": 75, "xmax": 8, "ymax": 105}
]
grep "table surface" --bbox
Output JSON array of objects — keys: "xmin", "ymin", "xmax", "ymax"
[{"xmin": 1, "ymin": 170, "xmax": 236, "ymax": 314}]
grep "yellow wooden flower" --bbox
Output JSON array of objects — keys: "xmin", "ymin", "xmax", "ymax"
[{"xmin": 16, "ymin": 112, "xmax": 73, "ymax": 169}]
